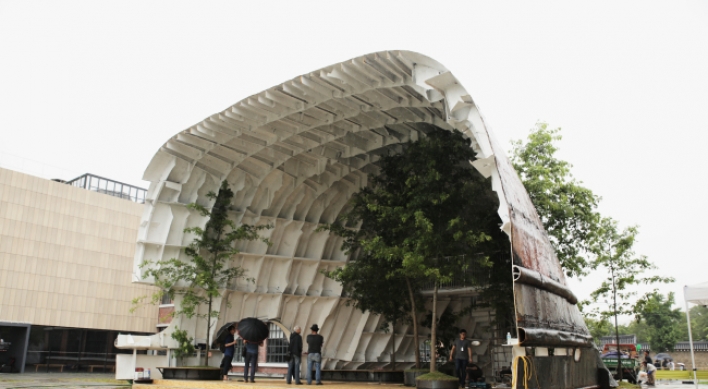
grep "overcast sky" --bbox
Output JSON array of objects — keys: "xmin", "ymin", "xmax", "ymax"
[{"xmin": 1, "ymin": 1, "xmax": 707, "ymax": 318}]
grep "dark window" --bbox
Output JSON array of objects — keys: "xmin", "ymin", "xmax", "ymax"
[
  {"xmin": 84, "ymin": 331, "xmax": 108, "ymax": 354},
  {"xmin": 420, "ymin": 340, "xmax": 446, "ymax": 363},
  {"xmin": 160, "ymin": 293, "xmax": 172, "ymax": 305},
  {"xmin": 266, "ymin": 323, "xmax": 288, "ymax": 363},
  {"xmin": 232, "ymin": 338, "xmax": 245, "ymax": 362}
]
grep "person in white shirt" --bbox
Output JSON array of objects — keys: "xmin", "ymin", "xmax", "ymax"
[{"xmin": 641, "ymin": 361, "xmax": 657, "ymax": 386}]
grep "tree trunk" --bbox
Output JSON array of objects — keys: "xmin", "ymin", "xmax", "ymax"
[
  {"xmin": 391, "ymin": 323, "xmax": 396, "ymax": 371},
  {"xmin": 610, "ymin": 257, "xmax": 622, "ymax": 381},
  {"xmin": 406, "ymin": 277, "xmax": 421, "ymax": 369},
  {"xmin": 430, "ymin": 282, "xmax": 439, "ymax": 373},
  {"xmin": 206, "ymin": 296, "xmax": 212, "ymax": 366}
]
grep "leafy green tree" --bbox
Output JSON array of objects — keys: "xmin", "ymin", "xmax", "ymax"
[
  {"xmin": 588, "ymin": 217, "xmax": 674, "ymax": 379},
  {"xmin": 512, "ymin": 123, "xmax": 601, "ymax": 278},
  {"xmin": 326, "ymin": 253, "xmax": 421, "ymax": 370},
  {"xmin": 325, "ymin": 128, "xmax": 500, "ymax": 373},
  {"xmin": 585, "ymin": 317, "xmax": 614, "ymax": 343},
  {"xmin": 136, "ymin": 180, "xmax": 270, "ymax": 366},
  {"xmin": 635, "ymin": 292, "xmax": 683, "ymax": 352},
  {"xmin": 685, "ymin": 305, "xmax": 708, "ymax": 341},
  {"xmin": 618, "ymin": 320, "xmax": 651, "ymax": 345},
  {"xmin": 171, "ymin": 327, "xmax": 196, "ymax": 366}
]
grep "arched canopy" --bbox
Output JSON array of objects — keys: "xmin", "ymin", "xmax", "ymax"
[{"xmin": 134, "ymin": 51, "xmax": 594, "ymax": 373}]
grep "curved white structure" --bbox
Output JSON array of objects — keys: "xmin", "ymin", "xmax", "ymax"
[{"xmin": 131, "ymin": 51, "xmax": 595, "ymax": 384}]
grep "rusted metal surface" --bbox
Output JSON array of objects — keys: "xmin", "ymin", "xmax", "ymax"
[
  {"xmin": 484, "ymin": 133, "xmax": 605, "ymax": 388},
  {"xmin": 487, "ymin": 134, "xmax": 590, "ymax": 344},
  {"xmin": 514, "ymin": 351, "xmax": 608, "ymax": 389},
  {"xmin": 513, "ymin": 265, "xmax": 578, "ymax": 305},
  {"xmin": 518, "ymin": 328, "xmax": 594, "ymax": 348}
]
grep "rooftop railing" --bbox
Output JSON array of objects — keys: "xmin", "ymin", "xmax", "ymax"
[{"xmin": 67, "ymin": 173, "xmax": 147, "ymax": 204}]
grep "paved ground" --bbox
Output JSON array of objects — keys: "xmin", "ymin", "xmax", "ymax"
[
  {"xmin": 2, "ymin": 373, "xmax": 708, "ymax": 389},
  {"xmin": 0, "ymin": 372, "xmax": 129, "ymax": 389},
  {"xmin": 641, "ymin": 382, "xmax": 708, "ymax": 389}
]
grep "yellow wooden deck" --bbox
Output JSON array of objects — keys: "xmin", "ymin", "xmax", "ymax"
[{"xmin": 135, "ymin": 378, "xmax": 405, "ymax": 389}]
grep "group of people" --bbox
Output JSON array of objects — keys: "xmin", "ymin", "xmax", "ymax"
[
  {"xmin": 286, "ymin": 324, "xmax": 324, "ymax": 385},
  {"xmin": 638, "ymin": 350, "xmax": 684, "ymax": 386},
  {"xmin": 219, "ymin": 323, "xmax": 325, "ymax": 385}
]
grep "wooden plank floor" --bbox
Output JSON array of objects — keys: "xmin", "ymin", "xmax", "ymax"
[{"xmin": 135, "ymin": 379, "xmax": 404, "ymax": 389}]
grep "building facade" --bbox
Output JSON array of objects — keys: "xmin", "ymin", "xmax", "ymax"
[{"xmin": 0, "ymin": 168, "xmax": 159, "ymax": 372}]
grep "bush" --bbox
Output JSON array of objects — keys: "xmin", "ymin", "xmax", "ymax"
[{"xmin": 416, "ymin": 372, "xmax": 458, "ymax": 381}]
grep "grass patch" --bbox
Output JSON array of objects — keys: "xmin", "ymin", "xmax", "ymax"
[
  {"xmin": 416, "ymin": 372, "xmax": 458, "ymax": 381},
  {"xmin": 617, "ymin": 382, "xmax": 640, "ymax": 389}
]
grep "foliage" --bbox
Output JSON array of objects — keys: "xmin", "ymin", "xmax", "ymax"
[
  {"xmin": 135, "ymin": 180, "xmax": 270, "ymax": 366},
  {"xmin": 616, "ymin": 320, "xmax": 651, "ymax": 345},
  {"xmin": 587, "ymin": 218, "xmax": 673, "ymax": 320},
  {"xmin": 324, "ymin": 128, "xmax": 500, "ymax": 373},
  {"xmin": 421, "ymin": 305, "xmax": 469, "ymax": 360},
  {"xmin": 586, "ymin": 217, "xmax": 674, "ymax": 379},
  {"xmin": 416, "ymin": 372, "xmax": 459, "ymax": 381},
  {"xmin": 634, "ymin": 291, "xmax": 683, "ymax": 352},
  {"xmin": 617, "ymin": 382, "xmax": 640, "ymax": 389},
  {"xmin": 171, "ymin": 327, "xmax": 196, "ymax": 364},
  {"xmin": 327, "ymin": 253, "xmax": 417, "ymax": 327},
  {"xmin": 685, "ymin": 305, "xmax": 708, "ymax": 341},
  {"xmin": 585, "ymin": 317, "xmax": 614, "ymax": 341},
  {"xmin": 511, "ymin": 123, "xmax": 601, "ymax": 278}
]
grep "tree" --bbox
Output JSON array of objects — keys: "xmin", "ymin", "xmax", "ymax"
[
  {"xmin": 512, "ymin": 123, "xmax": 601, "ymax": 278},
  {"xmin": 171, "ymin": 327, "xmax": 196, "ymax": 366},
  {"xmin": 326, "ymin": 253, "xmax": 421, "ymax": 370},
  {"xmin": 325, "ymin": 128, "xmax": 499, "ymax": 374},
  {"xmin": 587, "ymin": 217, "xmax": 674, "ymax": 380},
  {"xmin": 686, "ymin": 305, "xmax": 708, "ymax": 341},
  {"xmin": 136, "ymin": 180, "xmax": 270, "ymax": 366},
  {"xmin": 585, "ymin": 317, "xmax": 614, "ymax": 342},
  {"xmin": 635, "ymin": 291, "xmax": 683, "ymax": 352}
]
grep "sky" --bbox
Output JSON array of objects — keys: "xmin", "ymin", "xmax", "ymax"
[{"xmin": 1, "ymin": 0, "xmax": 707, "ymax": 319}]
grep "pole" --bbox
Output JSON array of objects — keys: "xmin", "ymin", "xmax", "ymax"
[
  {"xmin": 132, "ymin": 349, "xmax": 137, "ymax": 378},
  {"xmin": 684, "ymin": 286, "xmax": 698, "ymax": 389}
]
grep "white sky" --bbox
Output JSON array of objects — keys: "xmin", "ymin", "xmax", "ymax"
[{"xmin": 1, "ymin": 0, "xmax": 707, "ymax": 319}]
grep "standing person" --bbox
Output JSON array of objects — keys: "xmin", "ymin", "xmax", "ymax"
[
  {"xmin": 643, "ymin": 350, "xmax": 652, "ymax": 366},
  {"xmin": 306, "ymin": 324, "xmax": 324, "ymax": 385},
  {"xmin": 449, "ymin": 329, "xmax": 473, "ymax": 388},
  {"xmin": 288, "ymin": 326, "xmax": 303, "ymax": 385},
  {"xmin": 244, "ymin": 339, "xmax": 262, "ymax": 383},
  {"xmin": 221, "ymin": 326, "xmax": 238, "ymax": 381}
]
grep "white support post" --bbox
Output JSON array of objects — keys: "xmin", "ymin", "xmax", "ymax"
[
  {"xmin": 132, "ymin": 349, "xmax": 137, "ymax": 379},
  {"xmin": 684, "ymin": 285, "xmax": 698, "ymax": 389}
]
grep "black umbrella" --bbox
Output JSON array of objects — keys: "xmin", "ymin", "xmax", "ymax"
[
  {"xmin": 655, "ymin": 352, "xmax": 672, "ymax": 361},
  {"xmin": 211, "ymin": 322, "xmax": 237, "ymax": 348},
  {"xmin": 238, "ymin": 318, "xmax": 269, "ymax": 343}
]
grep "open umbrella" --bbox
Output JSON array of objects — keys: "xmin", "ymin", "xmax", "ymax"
[
  {"xmin": 654, "ymin": 352, "xmax": 672, "ymax": 361},
  {"xmin": 238, "ymin": 318, "xmax": 269, "ymax": 343},
  {"xmin": 211, "ymin": 322, "xmax": 237, "ymax": 348},
  {"xmin": 601, "ymin": 350, "xmax": 630, "ymax": 359}
]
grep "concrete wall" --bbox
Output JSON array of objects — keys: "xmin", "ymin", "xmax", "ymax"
[
  {"xmin": 0, "ymin": 167, "xmax": 158, "ymax": 332},
  {"xmin": 664, "ymin": 351, "xmax": 708, "ymax": 369}
]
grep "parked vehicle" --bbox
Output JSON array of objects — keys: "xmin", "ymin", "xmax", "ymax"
[{"xmin": 601, "ymin": 344, "xmax": 639, "ymax": 383}]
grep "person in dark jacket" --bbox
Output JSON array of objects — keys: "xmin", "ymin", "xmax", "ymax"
[
  {"xmin": 221, "ymin": 326, "xmax": 238, "ymax": 381},
  {"xmin": 287, "ymin": 326, "xmax": 303, "ymax": 385},
  {"xmin": 643, "ymin": 350, "xmax": 652, "ymax": 365}
]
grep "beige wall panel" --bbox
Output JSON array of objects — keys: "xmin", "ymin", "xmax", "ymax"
[{"xmin": 0, "ymin": 168, "xmax": 158, "ymax": 333}]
